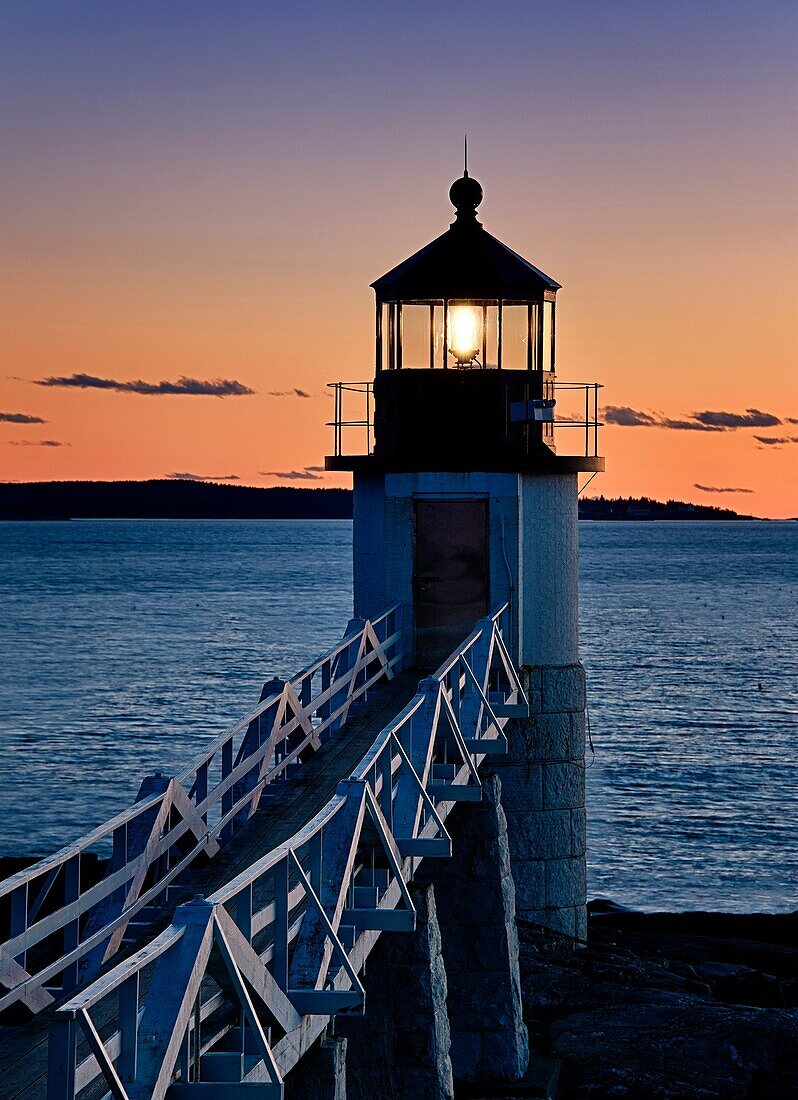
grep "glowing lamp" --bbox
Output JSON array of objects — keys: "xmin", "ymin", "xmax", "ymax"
[{"xmin": 448, "ymin": 304, "xmax": 481, "ymax": 366}]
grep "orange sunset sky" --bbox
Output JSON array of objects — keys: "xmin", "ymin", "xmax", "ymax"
[{"xmin": 1, "ymin": 2, "xmax": 796, "ymax": 517}]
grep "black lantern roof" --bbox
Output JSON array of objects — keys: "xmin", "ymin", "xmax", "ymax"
[{"xmin": 371, "ymin": 172, "xmax": 561, "ymax": 302}]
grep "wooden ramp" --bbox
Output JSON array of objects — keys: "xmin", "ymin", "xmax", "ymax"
[{"xmin": 0, "ymin": 671, "xmax": 420, "ymax": 1100}]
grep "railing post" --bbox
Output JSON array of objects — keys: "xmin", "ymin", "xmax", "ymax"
[
  {"xmin": 178, "ymin": 1026, "xmax": 191, "ymax": 1083},
  {"xmin": 193, "ymin": 992, "xmax": 202, "ymax": 1081},
  {"xmin": 335, "ymin": 383, "xmax": 341, "ymax": 456},
  {"xmin": 459, "ymin": 619, "xmax": 494, "ymax": 741},
  {"xmin": 379, "ymin": 748, "xmax": 393, "ymax": 831},
  {"xmin": 320, "ymin": 658, "xmax": 331, "ymax": 721},
  {"xmin": 10, "ymin": 882, "xmax": 27, "ymax": 968},
  {"xmin": 308, "ymin": 831, "xmax": 323, "ymax": 897},
  {"xmin": 236, "ymin": 882, "xmax": 253, "ymax": 943},
  {"xmin": 329, "ymin": 618, "xmax": 366, "ymax": 735},
  {"xmin": 195, "ymin": 762, "xmax": 208, "ymax": 826},
  {"xmin": 47, "ymin": 1015, "xmax": 77, "ymax": 1100},
  {"xmin": 221, "ymin": 738, "xmax": 234, "ymax": 843},
  {"xmin": 594, "ymin": 383, "xmax": 599, "ymax": 456},
  {"xmin": 273, "ymin": 857, "xmax": 289, "ymax": 991},
  {"xmin": 119, "ymin": 971, "xmax": 139, "ymax": 1081},
  {"xmin": 364, "ymin": 381, "xmax": 369, "ymax": 454},
  {"xmin": 584, "ymin": 384, "xmax": 589, "ymax": 456},
  {"xmin": 447, "ymin": 667, "xmax": 460, "ymax": 729},
  {"xmin": 61, "ymin": 855, "xmax": 80, "ymax": 991},
  {"xmin": 111, "ymin": 821, "xmax": 127, "ymax": 868}
]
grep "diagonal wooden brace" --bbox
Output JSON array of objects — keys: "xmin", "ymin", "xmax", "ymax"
[
  {"xmin": 289, "ymin": 789, "xmax": 366, "ymax": 993},
  {"xmin": 214, "ymin": 905, "xmax": 301, "ymax": 1036},
  {"xmin": 0, "ymin": 947, "xmax": 54, "ymax": 1014},
  {"xmin": 287, "ymin": 851, "xmax": 365, "ymax": 1016}
]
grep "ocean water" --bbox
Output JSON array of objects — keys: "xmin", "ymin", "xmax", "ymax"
[
  {"xmin": 581, "ymin": 522, "xmax": 797, "ymax": 912},
  {"xmin": 0, "ymin": 519, "xmax": 795, "ymax": 912}
]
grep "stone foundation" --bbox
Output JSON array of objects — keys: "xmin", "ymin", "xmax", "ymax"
[
  {"xmin": 340, "ymin": 883, "xmax": 454, "ymax": 1100},
  {"xmin": 490, "ymin": 663, "xmax": 587, "ymax": 939},
  {"xmin": 283, "ymin": 1034, "xmax": 346, "ymax": 1100},
  {"xmin": 418, "ymin": 774, "xmax": 528, "ymax": 1083}
]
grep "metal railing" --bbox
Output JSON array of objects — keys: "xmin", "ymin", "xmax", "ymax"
[
  {"xmin": 47, "ymin": 606, "xmax": 527, "ymax": 1099},
  {"xmin": 328, "ymin": 380, "xmax": 374, "ymax": 458},
  {"xmin": 328, "ymin": 378, "xmax": 602, "ymax": 458},
  {"xmin": 0, "ymin": 607, "xmax": 402, "ymax": 1021},
  {"xmin": 548, "ymin": 381, "xmax": 603, "ymax": 458}
]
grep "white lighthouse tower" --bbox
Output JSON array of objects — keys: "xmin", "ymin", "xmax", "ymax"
[{"xmin": 327, "ymin": 172, "xmax": 603, "ymax": 938}]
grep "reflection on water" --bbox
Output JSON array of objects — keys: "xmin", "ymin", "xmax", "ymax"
[{"xmin": 0, "ymin": 519, "xmax": 795, "ymax": 912}]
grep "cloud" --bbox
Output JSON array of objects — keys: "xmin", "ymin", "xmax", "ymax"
[
  {"xmin": 601, "ymin": 405, "xmax": 782, "ymax": 432},
  {"xmin": 694, "ymin": 484, "xmax": 754, "ymax": 494},
  {"xmin": 601, "ymin": 406, "xmax": 723, "ymax": 431},
  {"xmin": 34, "ymin": 374, "xmax": 254, "ymax": 397},
  {"xmin": 260, "ymin": 468, "xmax": 323, "ymax": 481},
  {"xmin": 266, "ymin": 388, "xmax": 312, "ymax": 398},
  {"xmin": 8, "ymin": 439, "xmax": 70, "ymax": 447},
  {"xmin": 601, "ymin": 405, "xmax": 660, "ymax": 427},
  {"xmin": 659, "ymin": 417, "xmax": 725, "ymax": 432},
  {"xmin": 692, "ymin": 408, "xmax": 781, "ymax": 429},
  {"xmin": 754, "ymin": 435, "xmax": 798, "ymax": 447},
  {"xmin": 0, "ymin": 411, "xmax": 46, "ymax": 424},
  {"xmin": 304, "ymin": 465, "xmax": 325, "ymax": 472},
  {"xmin": 167, "ymin": 472, "xmax": 241, "ymax": 481},
  {"xmin": 787, "ymin": 418, "xmax": 798, "ymax": 425}
]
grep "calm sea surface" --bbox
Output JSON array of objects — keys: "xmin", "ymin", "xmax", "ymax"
[{"xmin": 0, "ymin": 520, "xmax": 795, "ymax": 912}]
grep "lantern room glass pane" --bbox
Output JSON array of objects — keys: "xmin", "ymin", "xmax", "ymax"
[
  {"xmin": 529, "ymin": 304, "xmax": 540, "ymax": 370},
  {"xmin": 501, "ymin": 304, "xmax": 528, "ymax": 370},
  {"xmin": 542, "ymin": 301, "xmax": 553, "ymax": 372},
  {"xmin": 401, "ymin": 304, "xmax": 432, "ymax": 369},
  {"xmin": 381, "ymin": 303, "xmax": 395, "ymax": 370},
  {"xmin": 484, "ymin": 304, "xmax": 499, "ymax": 368},
  {"xmin": 432, "ymin": 304, "xmax": 444, "ymax": 368}
]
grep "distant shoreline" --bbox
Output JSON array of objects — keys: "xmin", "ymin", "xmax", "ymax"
[
  {"xmin": 0, "ymin": 515, "xmax": 772, "ymax": 523},
  {"xmin": 0, "ymin": 480, "xmax": 765, "ymax": 522}
]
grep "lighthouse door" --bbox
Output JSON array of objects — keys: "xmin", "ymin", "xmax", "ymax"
[{"xmin": 414, "ymin": 499, "xmax": 489, "ymax": 669}]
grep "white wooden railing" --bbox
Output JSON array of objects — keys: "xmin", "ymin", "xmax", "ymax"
[
  {"xmin": 47, "ymin": 606, "xmax": 528, "ymax": 1100},
  {"xmin": 0, "ymin": 606, "xmax": 403, "ymax": 1021}
]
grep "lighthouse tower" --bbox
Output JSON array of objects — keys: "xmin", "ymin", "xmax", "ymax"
[{"xmin": 327, "ymin": 173, "xmax": 603, "ymax": 938}]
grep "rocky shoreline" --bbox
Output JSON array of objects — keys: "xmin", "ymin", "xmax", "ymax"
[{"xmin": 518, "ymin": 900, "xmax": 798, "ymax": 1098}]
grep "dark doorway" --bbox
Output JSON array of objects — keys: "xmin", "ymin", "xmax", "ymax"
[{"xmin": 414, "ymin": 499, "xmax": 489, "ymax": 669}]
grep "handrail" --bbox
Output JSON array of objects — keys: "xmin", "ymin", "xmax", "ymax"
[
  {"xmin": 0, "ymin": 605, "xmax": 403, "ymax": 1020},
  {"xmin": 48, "ymin": 605, "xmax": 525, "ymax": 1099}
]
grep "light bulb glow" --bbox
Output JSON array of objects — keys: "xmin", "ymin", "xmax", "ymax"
[{"xmin": 449, "ymin": 305, "xmax": 480, "ymax": 364}]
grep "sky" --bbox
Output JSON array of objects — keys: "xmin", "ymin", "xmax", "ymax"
[{"xmin": 1, "ymin": 1, "xmax": 796, "ymax": 516}]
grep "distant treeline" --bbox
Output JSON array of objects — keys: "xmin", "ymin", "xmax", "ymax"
[
  {"xmin": 0, "ymin": 481, "xmax": 755, "ymax": 521},
  {"xmin": 579, "ymin": 495, "xmax": 754, "ymax": 521},
  {"xmin": 0, "ymin": 480, "xmax": 353, "ymax": 520}
]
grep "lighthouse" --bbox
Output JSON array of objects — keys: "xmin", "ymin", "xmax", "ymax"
[{"xmin": 327, "ymin": 171, "xmax": 603, "ymax": 938}]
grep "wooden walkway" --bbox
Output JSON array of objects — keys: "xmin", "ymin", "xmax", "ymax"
[{"xmin": 0, "ymin": 670, "xmax": 420, "ymax": 1100}]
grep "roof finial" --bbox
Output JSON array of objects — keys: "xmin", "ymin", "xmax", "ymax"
[{"xmin": 464, "ymin": 134, "xmax": 468, "ymax": 177}]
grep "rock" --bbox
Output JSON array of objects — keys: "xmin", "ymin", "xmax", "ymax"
[
  {"xmin": 587, "ymin": 896, "xmax": 638, "ymax": 916},
  {"xmin": 549, "ymin": 1003, "xmax": 798, "ymax": 1098},
  {"xmin": 518, "ymin": 905, "xmax": 798, "ymax": 1098}
]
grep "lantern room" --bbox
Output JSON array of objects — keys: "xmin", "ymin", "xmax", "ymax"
[
  {"xmin": 328, "ymin": 172, "xmax": 602, "ymax": 473},
  {"xmin": 375, "ymin": 173, "xmax": 558, "ymax": 375}
]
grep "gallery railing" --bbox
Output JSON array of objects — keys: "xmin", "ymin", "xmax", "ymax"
[
  {"xmin": 328, "ymin": 378, "xmax": 602, "ymax": 458},
  {"xmin": 0, "ymin": 606, "xmax": 402, "ymax": 1020},
  {"xmin": 47, "ymin": 606, "xmax": 528, "ymax": 1099}
]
